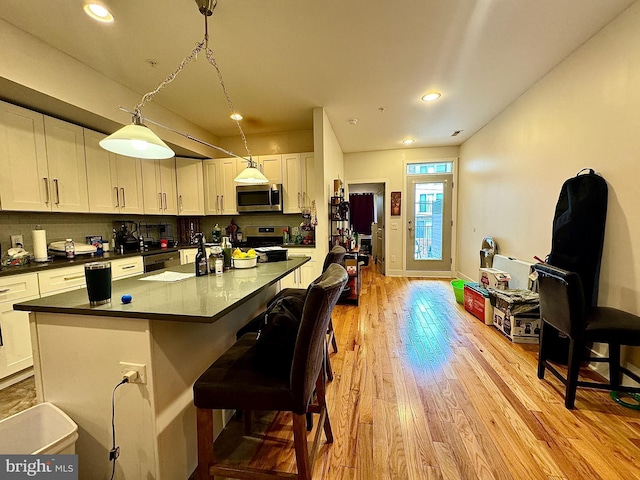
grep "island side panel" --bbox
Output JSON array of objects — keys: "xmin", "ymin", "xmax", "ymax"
[
  {"xmin": 31, "ymin": 312, "xmax": 157, "ymax": 480},
  {"xmin": 151, "ymin": 283, "xmax": 277, "ymax": 480}
]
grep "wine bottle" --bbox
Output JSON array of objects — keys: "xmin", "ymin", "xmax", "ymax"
[{"xmin": 195, "ymin": 233, "xmax": 208, "ymax": 277}]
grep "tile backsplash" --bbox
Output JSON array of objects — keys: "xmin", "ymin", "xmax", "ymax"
[{"xmin": 0, "ymin": 211, "xmax": 310, "ymax": 256}]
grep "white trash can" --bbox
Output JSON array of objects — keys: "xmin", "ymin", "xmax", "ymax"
[{"xmin": 0, "ymin": 402, "xmax": 79, "ymax": 454}]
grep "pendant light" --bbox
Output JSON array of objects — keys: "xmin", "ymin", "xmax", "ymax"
[{"xmin": 100, "ymin": 0, "xmax": 267, "ymax": 184}]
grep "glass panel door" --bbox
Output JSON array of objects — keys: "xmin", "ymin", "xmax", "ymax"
[{"xmin": 405, "ymin": 175, "xmax": 452, "ymax": 272}]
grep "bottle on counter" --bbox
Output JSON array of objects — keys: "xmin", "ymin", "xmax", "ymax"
[
  {"xmin": 209, "ymin": 246, "xmax": 224, "ymax": 275},
  {"xmin": 195, "ymin": 234, "xmax": 208, "ymax": 277},
  {"xmin": 212, "ymin": 224, "xmax": 222, "ymax": 244},
  {"xmin": 139, "ymin": 235, "xmax": 145, "ymax": 252},
  {"xmin": 221, "ymin": 237, "xmax": 232, "ymax": 270},
  {"xmin": 64, "ymin": 238, "xmax": 75, "ymax": 259}
]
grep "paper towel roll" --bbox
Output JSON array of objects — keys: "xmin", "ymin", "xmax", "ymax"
[{"xmin": 32, "ymin": 229, "xmax": 48, "ymax": 262}]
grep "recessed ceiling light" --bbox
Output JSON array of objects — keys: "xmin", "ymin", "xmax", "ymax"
[
  {"xmin": 421, "ymin": 92, "xmax": 441, "ymax": 102},
  {"xmin": 230, "ymin": 113, "xmax": 243, "ymax": 121},
  {"xmin": 83, "ymin": 3, "xmax": 114, "ymax": 23},
  {"xmin": 402, "ymin": 139, "xmax": 415, "ymax": 145}
]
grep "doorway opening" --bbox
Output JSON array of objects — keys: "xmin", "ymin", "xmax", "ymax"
[{"xmin": 347, "ymin": 182, "xmax": 385, "ymax": 275}]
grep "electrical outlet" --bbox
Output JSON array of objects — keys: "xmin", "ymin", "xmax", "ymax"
[
  {"xmin": 10, "ymin": 235, "xmax": 24, "ymax": 248},
  {"xmin": 120, "ymin": 362, "xmax": 147, "ymax": 384},
  {"xmin": 391, "ymin": 255, "xmax": 396, "ymax": 262}
]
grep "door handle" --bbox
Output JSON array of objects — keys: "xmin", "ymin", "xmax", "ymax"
[
  {"xmin": 115, "ymin": 187, "xmax": 120, "ymax": 208},
  {"xmin": 120, "ymin": 188, "xmax": 126, "ymax": 207},
  {"xmin": 179, "ymin": 195, "xmax": 183, "ymax": 212},
  {"xmin": 216, "ymin": 195, "xmax": 220, "ymax": 213},
  {"xmin": 158, "ymin": 193, "xmax": 163, "ymax": 211},
  {"xmin": 163, "ymin": 192, "xmax": 168, "ymax": 210},
  {"xmin": 43, "ymin": 178, "xmax": 50, "ymax": 204},
  {"xmin": 53, "ymin": 179, "xmax": 60, "ymax": 205},
  {"xmin": 297, "ymin": 192, "xmax": 301, "ymax": 208},
  {"xmin": 221, "ymin": 195, "xmax": 224, "ymax": 212}
]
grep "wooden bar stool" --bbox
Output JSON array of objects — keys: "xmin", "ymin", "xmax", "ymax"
[{"xmin": 193, "ymin": 264, "xmax": 348, "ymax": 479}]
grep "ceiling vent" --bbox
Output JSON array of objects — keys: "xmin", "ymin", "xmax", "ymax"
[{"xmin": 451, "ymin": 130, "xmax": 463, "ymax": 137}]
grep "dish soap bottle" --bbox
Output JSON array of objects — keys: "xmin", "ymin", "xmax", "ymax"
[
  {"xmin": 195, "ymin": 233, "xmax": 208, "ymax": 277},
  {"xmin": 64, "ymin": 238, "xmax": 75, "ymax": 259}
]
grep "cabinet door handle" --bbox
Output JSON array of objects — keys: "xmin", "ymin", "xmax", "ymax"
[
  {"xmin": 43, "ymin": 178, "xmax": 50, "ymax": 204},
  {"xmin": 221, "ymin": 195, "xmax": 224, "ymax": 212},
  {"xmin": 121, "ymin": 187, "xmax": 126, "ymax": 207},
  {"xmin": 115, "ymin": 187, "xmax": 120, "ymax": 207},
  {"xmin": 122, "ymin": 265, "xmax": 135, "ymax": 270},
  {"xmin": 216, "ymin": 195, "xmax": 220, "ymax": 213},
  {"xmin": 163, "ymin": 192, "xmax": 168, "ymax": 210},
  {"xmin": 53, "ymin": 179, "xmax": 60, "ymax": 205},
  {"xmin": 297, "ymin": 192, "xmax": 301, "ymax": 208},
  {"xmin": 158, "ymin": 193, "xmax": 163, "ymax": 211},
  {"xmin": 0, "ymin": 288, "xmax": 10, "ymax": 294},
  {"xmin": 179, "ymin": 195, "xmax": 183, "ymax": 212},
  {"xmin": 63, "ymin": 275, "xmax": 85, "ymax": 281}
]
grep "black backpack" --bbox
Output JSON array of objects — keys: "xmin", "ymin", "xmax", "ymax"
[
  {"xmin": 547, "ymin": 168, "xmax": 608, "ymax": 307},
  {"xmin": 255, "ymin": 296, "xmax": 306, "ymax": 372}
]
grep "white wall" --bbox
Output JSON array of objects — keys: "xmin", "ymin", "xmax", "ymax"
[
  {"xmin": 0, "ymin": 18, "xmax": 220, "ymax": 158},
  {"xmin": 458, "ymin": 2, "xmax": 640, "ymax": 370},
  {"xmin": 344, "ymin": 147, "xmax": 459, "ymax": 276},
  {"xmin": 314, "ymin": 108, "xmax": 344, "ymax": 262}
]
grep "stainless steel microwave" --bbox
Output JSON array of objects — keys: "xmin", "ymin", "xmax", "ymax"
[{"xmin": 236, "ymin": 184, "xmax": 283, "ymax": 213}]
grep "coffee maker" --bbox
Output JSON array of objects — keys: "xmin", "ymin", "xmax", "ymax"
[{"xmin": 113, "ymin": 221, "xmax": 140, "ymax": 253}]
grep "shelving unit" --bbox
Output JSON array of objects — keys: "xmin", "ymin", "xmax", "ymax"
[{"xmin": 330, "ymin": 196, "xmax": 349, "ymax": 249}]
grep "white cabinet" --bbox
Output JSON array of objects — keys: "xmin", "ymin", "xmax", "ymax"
[
  {"xmin": 180, "ymin": 248, "xmax": 213, "ymax": 265},
  {"xmin": 43, "ymin": 116, "xmax": 90, "ymax": 212},
  {"xmin": 85, "ymin": 129, "xmax": 144, "ymax": 214},
  {"xmin": 38, "ymin": 265, "xmax": 87, "ymax": 297},
  {"xmin": 176, "ymin": 157, "xmax": 205, "ymax": 215},
  {"xmin": 282, "ymin": 152, "xmax": 314, "ymax": 214},
  {"xmin": 0, "ymin": 102, "xmax": 49, "ymax": 211},
  {"xmin": 0, "ymin": 273, "xmax": 39, "ymax": 384},
  {"xmin": 141, "ymin": 158, "xmax": 178, "ymax": 215},
  {"xmin": 280, "ymin": 250, "xmax": 320, "ymax": 290},
  {"xmin": 238, "ymin": 155, "xmax": 283, "ymax": 184},
  {"xmin": 110, "ymin": 257, "xmax": 144, "ymax": 279},
  {"xmin": 204, "ymin": 158, "xmax": 238, "ymax": 215},
  {"xmin": 0, "ymin": 102, "xmax": 89, "ymax": 212}
]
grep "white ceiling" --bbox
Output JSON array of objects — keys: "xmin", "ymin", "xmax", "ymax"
[{"xmin": 0, "ymin": 0, "xmax": 635, "ymax": 153}]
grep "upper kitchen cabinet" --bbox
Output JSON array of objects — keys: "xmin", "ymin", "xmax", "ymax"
[
  {"xmin": 175, "ymin": 157, "xmax": 205, "ymax": 215},
  {"xmin": 237, "ymin": 154, "xmax": 283, "ymax": 184},
  {"xmin": 204, "ymin": 158, "xmax": 238, "ymax": 215},
  {"xmin": 141, "ymin": 157, "xmax": 178, "ymax": 215},
  {"xmin": 282, "ymin": 152, "xmax": 314, "ymax": 213},
  {"xmin": 85, "ymin": 129, "xmax": 144, "ymax": 214},
  {"xmin": 0, "ymin": 102, "xmax": 89, "ymax": 212}
]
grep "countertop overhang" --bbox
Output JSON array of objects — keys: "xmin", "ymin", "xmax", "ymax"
[{"xmin": 14, "ymin": 257, "xmax": 310, "ymax": 323}]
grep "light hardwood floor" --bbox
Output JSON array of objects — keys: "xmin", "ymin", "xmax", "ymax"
[
  {"xmin": 3, "ymin": 263, "xmax": 640, "ymax": 479},
  {"xmin": 218, "ymin": 262, "xmax": 640, "ymax": 480}
]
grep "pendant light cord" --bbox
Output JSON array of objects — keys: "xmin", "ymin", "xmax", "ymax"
[{"xmin": 131, "ymin": 3, "xmax": 252, "ymax": 160}]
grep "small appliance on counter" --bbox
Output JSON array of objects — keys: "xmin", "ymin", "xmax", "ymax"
[{"xmin": 113, "ymin": 221, "xmax": 141, "ymax": 253}]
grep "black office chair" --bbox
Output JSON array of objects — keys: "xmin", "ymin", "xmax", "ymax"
[
  {"xmin": 534, "ymin": 263, "xmax": 640, "ymax": 409},
  {"xmin": 193, "ymin": 263, "xmax": 348, "ymax": 480}
]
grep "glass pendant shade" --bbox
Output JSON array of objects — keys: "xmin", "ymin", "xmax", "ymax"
[
  {"xmin": 234, "ymin": 165, "xmax": 269, "ymax": 184},
  {"xmin": 99, "ymin": 123, "xmax": 175, "ymax": 159}
]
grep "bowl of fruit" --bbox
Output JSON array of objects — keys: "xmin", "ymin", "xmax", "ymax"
[{"xmin": 232, "ymin": 248, "xmax": 257, "ymax": 269}]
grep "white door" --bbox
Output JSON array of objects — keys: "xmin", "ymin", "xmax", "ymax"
[
  {"xmin": 176, "ymin": 157, "xmax": 204, "ymax": 215},
  {"xmin": 405, "ymin": 174, "xmax": 453, "ymax": 273},
  {"xmin": 220, "ymin": 158, "xmax": 238, "ymax": 214},
  {"xmin": 203, "ymin": 159, "xmax": 222, "ymax": 214},
  {"xmin": 301, "ymin": 152, "xmax": 314, "ymax": 208},
  {"xmin": 160, "ymin": 158, "xmax": 178, "ymax": 215},
  {"xmin": 282, "ymin": 153, "xmax": 302, "ymax": 213},
  {"xmin": 85, "ymin": 129, "xmax": 118, "ymax": 213},
  {"xmin": 258, "ymin": 154, "xmax": 282, "ymax": 184},
  {"xmin": 116, "ymin": 155, "xmax": 144, "ymax": 214}
]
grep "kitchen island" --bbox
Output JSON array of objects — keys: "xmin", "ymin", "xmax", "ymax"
[{"xmin": 14, "ymin": 257, "xmax": 310, "ymax": 480}]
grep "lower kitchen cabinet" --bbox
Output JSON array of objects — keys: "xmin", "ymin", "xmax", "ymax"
[
  {"xmin": 281, "ymin": 250, "xmax": 319, "ymax": 290},
  {"xmin": 110, "ymin": 256, "xmax": 144, "ymax": 279},
  {"xmin": 0, "ymin": 273, "xmax": 39, "ymax": 387}
]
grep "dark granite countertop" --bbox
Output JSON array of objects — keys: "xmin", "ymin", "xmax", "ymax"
[
  {"xmin": 14, "ymin": 256, "xmax": 310, "ymax": 323},
  {"xmin": 0, "ymin": 247, "xmax": 179, "ymax": 278}
]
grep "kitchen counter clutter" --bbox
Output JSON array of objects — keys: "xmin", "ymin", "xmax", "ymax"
[
  {"xmin": 14, "ymin": 256, "xmax": 310, "ymax": 479},
  {"xmin": 0, "ymin": 247, "xmax": 179, "ymax": 278}
]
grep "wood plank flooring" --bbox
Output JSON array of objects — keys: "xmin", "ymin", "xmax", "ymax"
[
  {"xmin": 3, "ymin": 262, "xmax": 640, "ymax": 479},
  {"xmin": 219, "ymin": 263, "xmax": 640, "ymax": 480}
]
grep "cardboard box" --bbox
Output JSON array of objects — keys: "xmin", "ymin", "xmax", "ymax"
[
  {"xmin": 492, "ymin": 255, "xmax": 534, "ymax": 290},
  {"xmin": 493, "ymin": 307, "xmax": 540, "ymax": 343},
  {"xmin": 464, "ymin": 283, "xmax": 493, "ymax": 325},
  {"xmin": 479, "ymin": 268, "xmax": 510, "ymax": 290}
]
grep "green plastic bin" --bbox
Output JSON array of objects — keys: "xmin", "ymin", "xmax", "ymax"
[{"xmin": 451, "ymin": 279, "xmax": 467, "ymax": 304}]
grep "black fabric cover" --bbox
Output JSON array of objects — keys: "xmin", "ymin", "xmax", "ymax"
[
  {"xmin": 254, "ymin": 295, "xmax": 305, "ymax": 371},
  {"xmin": 547, "ymin": 168, "xmax": 608, "ymax": 307}
]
